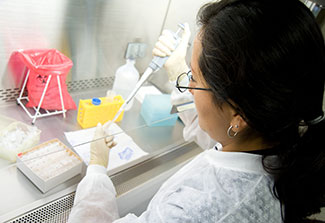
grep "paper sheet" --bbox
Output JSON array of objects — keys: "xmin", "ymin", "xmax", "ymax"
[{"xmin": 64, "ymin": 123, "xmax": 148, "ymax": 171}]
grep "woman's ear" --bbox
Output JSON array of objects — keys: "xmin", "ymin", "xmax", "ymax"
[{"xmin": 230, "ymin": 113, "xmax": 247, "ymax": 133}]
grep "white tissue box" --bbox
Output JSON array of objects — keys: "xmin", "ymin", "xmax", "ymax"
[
  {"xmin": 0, "ymin": 115, "xmax": 41, "ymax": 162},
  {"xmin": 17, "ymin": 139, "xmax": 82, "ymax": 193}
]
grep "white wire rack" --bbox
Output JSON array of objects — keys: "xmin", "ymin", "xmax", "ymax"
[{"xmin": 16, "ymin": 69, "xmax": 67, "ymax": 125}]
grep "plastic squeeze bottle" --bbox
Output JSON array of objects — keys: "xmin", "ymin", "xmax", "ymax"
[{"xmin": 112, "ymin": 59, "xmax": 139, "ymax": 110}]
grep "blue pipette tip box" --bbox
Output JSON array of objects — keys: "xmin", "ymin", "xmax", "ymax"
[{"xmin": 140, "ymin": 94, "xmax": 178, "ymax": 127}]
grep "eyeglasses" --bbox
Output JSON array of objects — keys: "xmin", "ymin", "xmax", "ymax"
[{"xmin": 176, "ymin": 70, "xmax": 212, "ymax": 93}]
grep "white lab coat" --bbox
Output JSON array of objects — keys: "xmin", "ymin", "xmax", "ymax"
[{"xmin": 68, "ymin": 149, "xmax": 282, "ymax": 223}]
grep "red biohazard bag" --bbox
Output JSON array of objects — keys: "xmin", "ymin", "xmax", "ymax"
[{"xmin": 14, "ymin": 49, "xmax": 76, "ymax": 110}]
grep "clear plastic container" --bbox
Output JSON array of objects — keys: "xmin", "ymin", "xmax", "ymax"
[
  {"xmin": 0, "ymin": 115, "xmax": 41, "ymax": 162},
  {"xmin": 112, "ymin": 59, "xmax": 139, "ymax": 110}
]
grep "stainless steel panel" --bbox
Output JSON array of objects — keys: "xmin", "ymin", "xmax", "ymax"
[
  {"xmin": 0, "ymin": 0, "xmax": 67, "ymax": 90},
  {"xmin": 64, "ymin": 0, "xmax": 170, "ymax": 79},
  {"xmin": 149, "ymin": 0, "xmax": 212, "ymax": 93},
  {"xmin": 0, "ymin": 0, "xmax": 170, "ymax": 103},
  {"xmin": 6, "ymin": 192, "xmax": 75, "ymax": 223},
  {"xmin": 0, "ymin": 0, "xmax": 211, "ymax": 102}
]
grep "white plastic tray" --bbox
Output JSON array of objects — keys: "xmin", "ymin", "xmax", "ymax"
[{"xmin": 17, "ymin": 139, "xmax": 82, "ymax": 193}]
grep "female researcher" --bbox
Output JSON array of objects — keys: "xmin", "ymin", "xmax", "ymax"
[{"xmin": 68, "ymin": 0, "xmax": 325, "ymax": 222}]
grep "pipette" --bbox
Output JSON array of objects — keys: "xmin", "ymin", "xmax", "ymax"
[{"xmin": 110, "ymin": 24, "xmax": 185, "ymax": 123}]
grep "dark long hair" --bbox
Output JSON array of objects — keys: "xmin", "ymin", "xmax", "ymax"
[{"xmin": 197, "ymin": 0, "xmax": 325, "ymax": 222}]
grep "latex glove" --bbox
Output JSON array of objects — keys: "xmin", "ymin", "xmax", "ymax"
[
  {"xmin": 89, "ymin": 122, "xmax": 116, "ymax": 168},
  {"xmin": 152, "ymin": 23, "xmax": 191, "ymax": 81}
]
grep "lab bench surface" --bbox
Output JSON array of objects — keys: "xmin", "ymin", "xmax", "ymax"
[{"xmin": 0, "ymin": 87, "xmax": 203, "ymax": 222}]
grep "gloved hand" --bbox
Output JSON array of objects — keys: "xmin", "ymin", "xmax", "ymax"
[
  {"xmin": 152, "ymin": 23, "xmax": 191, "ymax": 82},
  {"xmin": 89, "ymin": 122, "xmax": 116, "ymax": 168}
]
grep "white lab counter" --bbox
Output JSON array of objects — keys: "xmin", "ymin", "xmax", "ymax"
[{"xmin": 0, "ymin": 87, "xmax": 203, "ymax": 222}]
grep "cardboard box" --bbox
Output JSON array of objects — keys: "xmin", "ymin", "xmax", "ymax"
[{"xmin": 17, "ymin": 139, "xmax": 82, "ymax": 193}]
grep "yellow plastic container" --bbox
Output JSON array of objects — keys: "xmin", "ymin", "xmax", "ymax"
[{"xmin": 77, "ymin": 95, "xmax": 124, "ymax": 129}]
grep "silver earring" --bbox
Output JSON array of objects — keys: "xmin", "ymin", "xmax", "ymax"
[{"xmin": 227, "ymin": 125, "xmax": 238, "ymax": 138}]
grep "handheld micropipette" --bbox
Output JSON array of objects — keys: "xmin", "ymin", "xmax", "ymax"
[{"xmin": 110, "ymin": 24, "xmax": 185, "ymax": 123}]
